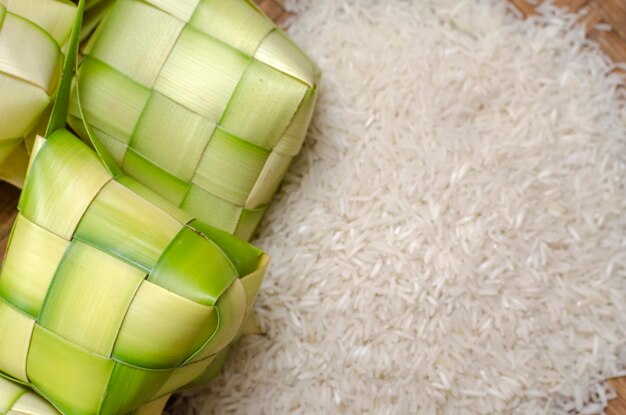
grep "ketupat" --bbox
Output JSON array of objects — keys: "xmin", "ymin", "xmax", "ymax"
[
  {"xmin": 0, "ymin": 4, "xmax": 269, "ymax": 412},
  {"xmin": 0, "ymin": 131, "xmax": 269, "ymax": 414},
  {"xmin": 0, "ymin": 130, "xmax": 269, "ymax": 414},
  {"xmin": 70, "ymin": 0, "xmax": 319, "ymax": 241},
  {"xmin": 0, "ymin": 0, "xmax": 76, "ymax": 187}
]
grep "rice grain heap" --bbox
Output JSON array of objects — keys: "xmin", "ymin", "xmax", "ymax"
[{"xmin": 190, "ymin": 0, "xmax": 626, "ymax": 413}]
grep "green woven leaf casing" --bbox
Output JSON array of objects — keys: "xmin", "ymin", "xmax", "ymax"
[
  {"xmin": 69, "ymin": 0, "xmax": 319, "ymax": 241},
  {"xmin": 0, "ymin": 130, "xmax": 269, "ymax": 415},
  {"xmin": 0, "ymin": 0, "xmax": 76, "ymax": 187}
]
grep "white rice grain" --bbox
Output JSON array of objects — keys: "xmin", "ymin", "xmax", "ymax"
[{"xmin": 180, "ymin": 0, "xmax": 626, "ymax": 413}]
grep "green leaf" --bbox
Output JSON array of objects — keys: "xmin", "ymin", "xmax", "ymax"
[
  {"xmin": 44, "ymin": 0, "xmax": 84, "ymax": 138},
  {"xmin": 189, "ymin": 219, "xmax": 262, "ymax": 276}
]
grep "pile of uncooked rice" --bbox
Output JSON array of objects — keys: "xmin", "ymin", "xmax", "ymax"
[{"xmin": 178, "ymin": 0, "xmax": 626, "ymax": 413}]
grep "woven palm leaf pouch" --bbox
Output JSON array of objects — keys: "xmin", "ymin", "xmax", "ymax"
[
  {"xmin": 0, "ymin": 0, "xmax": 76, "ymax": 187},
  {"xmin": 0, "ymin": 3, "xmax": 269, "ymax": 413},
  {"xmin": 69, "ymin": 0, "xmax": 319, "ymax": 241}
]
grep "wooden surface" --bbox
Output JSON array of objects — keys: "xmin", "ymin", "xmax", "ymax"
[
  {"xmin": 0, "ymin": 182, "xmax": 18, "ymax": 255},
  {"xmin": 609, "ymin": 377, "xmax": 626, "ymax": 415},
  {"xmin": 509, "ymin": 0, "xmax": 626, "ymax": 64},
  {"xmin": 256, "ymin": 0, "xmax": 291, "ymax": 26},
  {"xmin": 0, "ymin": 0, "xmax": 624, "ymax": 412}
]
